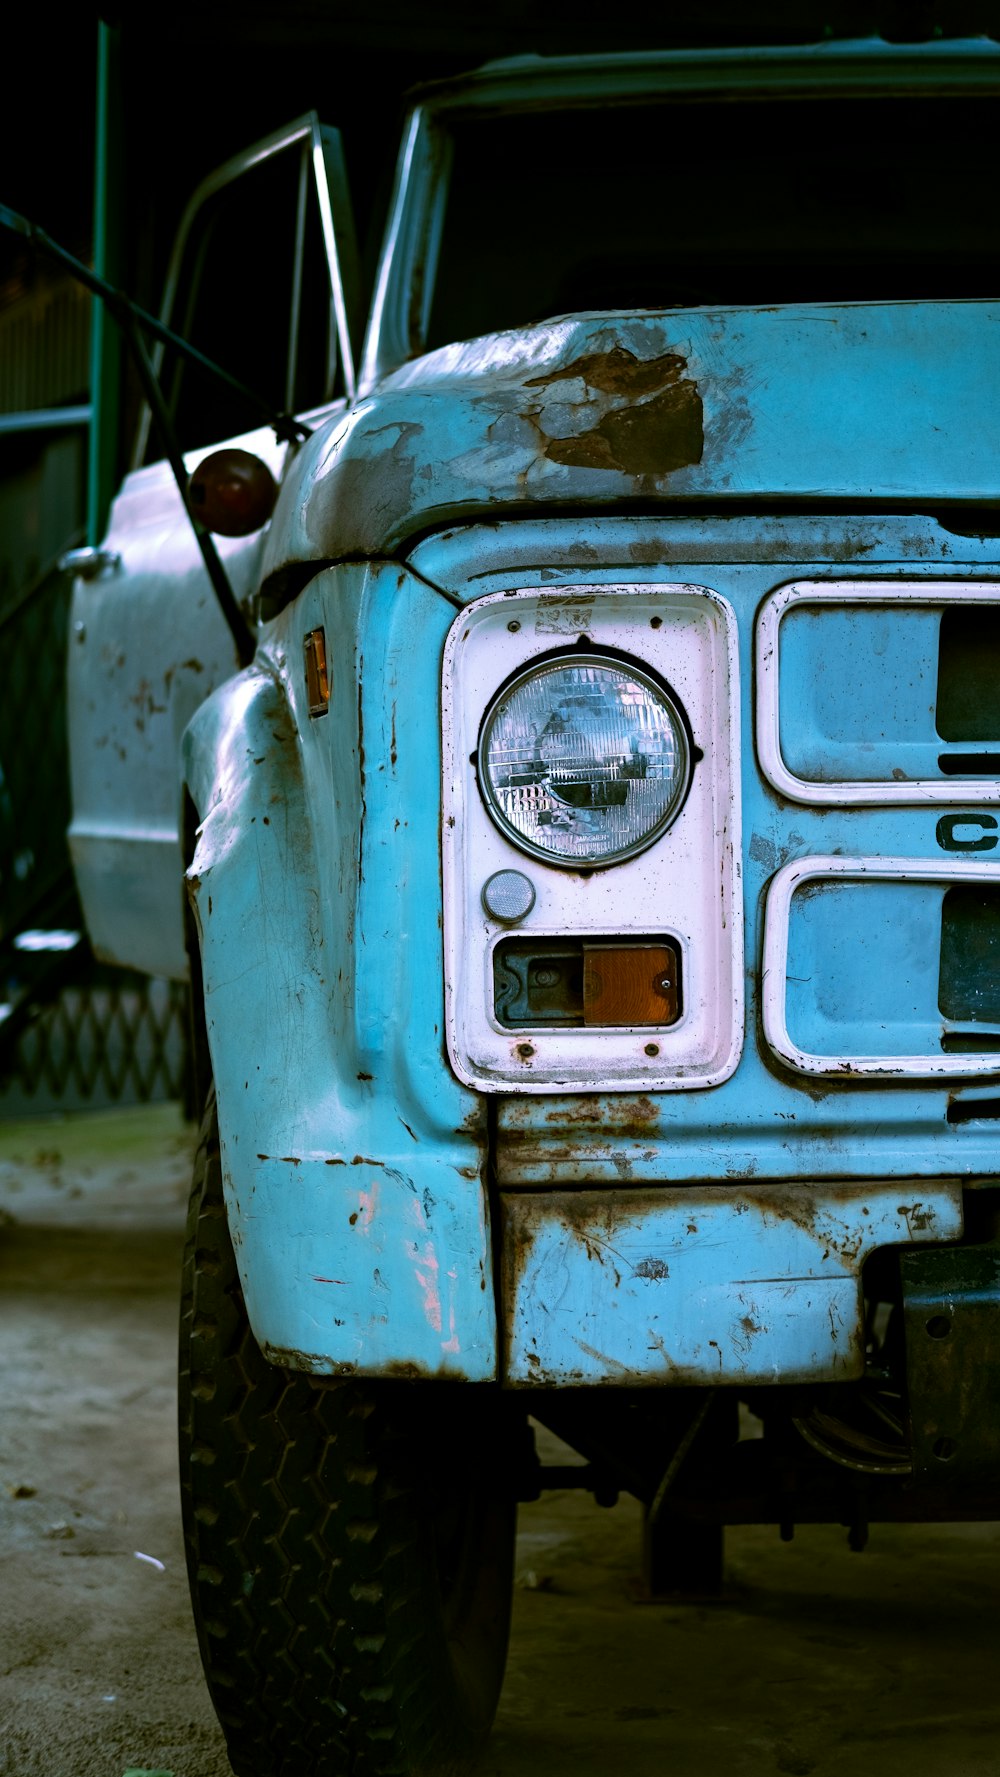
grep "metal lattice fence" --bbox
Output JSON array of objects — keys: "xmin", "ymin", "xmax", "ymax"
[
  {"xmin": 0, "ymin": 267, "xmax": 195, "ymax": 1119},
  {"xmin": 0, "ymin": 971, "xmax": 190, "ymax": 1116},
  {"xmin": 0, "ymin": 560, "xmax": 75, "ymax": 942}
]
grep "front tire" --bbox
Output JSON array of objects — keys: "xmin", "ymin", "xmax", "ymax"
[{"xmin": 179, "ymin": 1094, "xmax": 515, "ymax": 1776}]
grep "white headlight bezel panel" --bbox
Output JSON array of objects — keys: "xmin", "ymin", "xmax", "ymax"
[
  {"xmin": 442, "ymin": 583, "xmax": 744, "ymax": 1094},
  {"xmin": 477, "ymin": 651, "xmax": 693, "ymax": 869}
]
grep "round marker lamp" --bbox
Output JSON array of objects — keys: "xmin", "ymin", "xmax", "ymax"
[{"xmin": 478, "ymin": 654, "xmax": 690, "ymax": 867}]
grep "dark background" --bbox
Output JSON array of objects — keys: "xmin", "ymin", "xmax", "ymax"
[{"xmin": 6, "ymin": 0, "xmax": 1000, "ymax": 314}]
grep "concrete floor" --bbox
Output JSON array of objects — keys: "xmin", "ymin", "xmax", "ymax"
[{"xmin": 1, "ymin": 1104, "xmax": 999, "ymax": 1777}]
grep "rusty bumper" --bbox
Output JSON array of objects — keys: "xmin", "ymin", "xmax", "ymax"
[{"xmin": 500, "ymin": 1182, "xmax": 963, "ymax": 1387}]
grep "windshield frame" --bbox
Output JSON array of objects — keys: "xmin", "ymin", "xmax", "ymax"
[{"xmin": 358, "ymin": 35, "xmax": 1000, "ymax": 396}]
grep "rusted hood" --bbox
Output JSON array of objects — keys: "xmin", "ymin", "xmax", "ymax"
[{"xmin": 262, "ymin": 302, "xmax": 1000, "ymax": 577}]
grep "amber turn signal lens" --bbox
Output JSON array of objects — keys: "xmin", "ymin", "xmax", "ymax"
[
  {"xmin": 304, "ymin": 627, "xmax": 331, "ymax": 718},
  {"xmin": 187, "ymin": 448, "xmax": 278, "ymax": 537},
  {"xmin": 583, "ymin": 942, "xmax": 680, "ymax": 1027}
]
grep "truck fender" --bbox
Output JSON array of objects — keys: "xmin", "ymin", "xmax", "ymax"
[{"xmin": 181, "ymin": 587, "xmax": 496, "ymax": 1380}]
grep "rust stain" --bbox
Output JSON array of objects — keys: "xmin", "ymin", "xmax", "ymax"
[
  {"xmin": 524, "ymin": 345, "xmax": 703, "ymax": 477},
  {"xmin": 260, "ymin": 1343, "xmax": 356, "ymax": 1375},
  {"xmin": 507, "ymin": 1093, "xmax": 661, "ymax": 1137},
  {"xmin": 545, "ymin": 383, "xmax": 703, "ymax": 476},
  {"xmin": 379, "ymin": 1355, "xmax": 472, "ymax": 1380},
  {"xmin": 501, "ymin": 1092, "xmax": 662, "ymax": 1171},
  {"xmin": 457, "ymin": 1103, "xmax": 488, "ymax": 1137},
  {"xmin": 525, "ymin": 344, "xmax": 686, "ymax": 397},
  {"xmin": 898, "ymin": 1201, "xmax": 934, "ymax": 1234}
]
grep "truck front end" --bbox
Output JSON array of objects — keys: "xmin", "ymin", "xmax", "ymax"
[{"xmin": 170, "ymin": 37, "xmax": 1000, "ymax": 1773}]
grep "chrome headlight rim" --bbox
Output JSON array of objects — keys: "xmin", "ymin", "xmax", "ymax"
[{"xmin": 476, "ymin": 647, "xmax": 693, "ymax": 871}]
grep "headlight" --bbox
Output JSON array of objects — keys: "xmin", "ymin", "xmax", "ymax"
[{"xmin": 478, "ymin": 653, "xmax": 691, "ymax": 867}]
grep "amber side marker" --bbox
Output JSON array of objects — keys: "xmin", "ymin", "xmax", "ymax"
[{"xmin": 304, "ymin": 628, "xmax": 331, "ymax": 717}]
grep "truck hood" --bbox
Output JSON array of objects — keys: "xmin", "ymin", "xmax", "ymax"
[{"xmin": 261, "ymin": 303, "xmax": 1000, "ymax": 582}]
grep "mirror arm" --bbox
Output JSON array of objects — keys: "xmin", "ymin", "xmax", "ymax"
[
  {"xmin": 0, "ymin": 204, "xmax": 311, "ymax": 446},
  {"xmin": 0, "ymin": 201, "xmax": 298, "ymax": 667}
]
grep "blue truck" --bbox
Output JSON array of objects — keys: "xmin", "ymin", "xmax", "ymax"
[{"xmin": 65, "ymin": 35, "xmax": 1000, "ymax": 1777}]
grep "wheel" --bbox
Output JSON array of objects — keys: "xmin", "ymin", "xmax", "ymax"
[{"xmin": 179, "ymin": 1091, "xmax": 515, "ymax": 1777}]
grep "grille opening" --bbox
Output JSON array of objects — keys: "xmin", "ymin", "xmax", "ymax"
[
  {"xmin": 939, "ymin": 886, "xmax": 1000, "ymax": 1023},
  {"xmin": 935, "ymin": 512, "xmax": 1000, "ymax": 541},
  {"xmin": 940, "ymin": 1033, "xmax": 1000, "ymax": 1054},
  {"xmin": 947, "ymin": 1096, "xmax": 1000, "ymax": 1125},
  {"xmin": 936, "ymin": 605, "xmax": 1000, "ymax": 742},
  {"xmin": 938, "ymin": 753, "xmax": 1000, "ymax": 775}
]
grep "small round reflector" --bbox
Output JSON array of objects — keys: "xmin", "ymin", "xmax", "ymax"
[
  {"xmin": 188, "ymin": 449, "xmax": 278, "ymax": 537},
  {"xmin": 482, "ymin": 869, "xmax": 536, "ymax": 924}
]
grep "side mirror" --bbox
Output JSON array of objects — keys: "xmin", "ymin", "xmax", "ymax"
[{"xmin": 188, "ymin": 448, "xmax": 278, "ymax": 537}]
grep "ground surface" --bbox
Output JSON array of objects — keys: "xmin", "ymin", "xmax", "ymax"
[{"xmin": 1, "ymin": 1104, "xmax": 998, "ymax": 1777}]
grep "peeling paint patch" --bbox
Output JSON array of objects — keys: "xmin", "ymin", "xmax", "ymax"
[
  {"xmin": 525, "ymin": 344, "xmax": 687, "ymax": 398},
  {"xmin": 544, "ymin": 382, "xmax": 703, "ymax": 475},
  {"xmin": 412, "ymin": 1242, "xmax": 442, "ymax": 1334},
  {"xmin": 749, "ymin": 832, "xmax": 784, "ymax": 872},
  {"xmin": 534, "ymin": 594, "xmax": 595, "ymax": 635},
  {"xmin": 356, "ymin": 1187, "xmax": 378, "ymax": 1232},
  {"xmin": 441, "ymin": 1301, "xmax": 461, "ymax": 1356},
  {"xmin": 525, "ymin": 345, "xmax": 703, "ymax": 476},
  {"xmin": 633, "ymin": 1257, "xmax": 670, "ymax": 1280}
]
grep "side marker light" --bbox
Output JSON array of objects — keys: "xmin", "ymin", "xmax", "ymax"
[
  {"xmin": 188, "ymin": 448, "xmax": 277, "ymax": 537},
  {"xmin": 304, "ymin": 628, "xmax": 330, "ymax": 718},
  {"xmin": 582, "ymin": 942, "xmax": 680, "ymax": 1027}
]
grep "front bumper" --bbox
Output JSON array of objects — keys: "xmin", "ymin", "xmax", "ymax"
[{"xmin": 500, "ymin": 1180, "xmax": 963, "ymax": 1386}]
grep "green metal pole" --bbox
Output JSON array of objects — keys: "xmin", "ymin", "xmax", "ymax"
[{"xmin": 86, "ymin": 21, "xmax": 123, "ymax": 545}]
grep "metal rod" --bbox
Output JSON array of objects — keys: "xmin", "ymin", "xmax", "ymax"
[
  {"xmin": 123, "ymin": 314, "xmax": 255, "ymax": 668},
  {"xmin": 648, "ymin": 1394, "xmax": 716, "ymax": 1527},
  {"xmin": 87, "ymin": 20, "xmax": 124, "ymax": 545},
  {"xmin": 286, "ymin": 144, "xmax": 310, "ymax": 413},
  {"xmin": 0, "ymin": 406, "xmax": 91, "ymax": 435}
]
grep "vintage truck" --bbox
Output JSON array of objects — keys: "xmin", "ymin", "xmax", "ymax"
[{"xmin": 64, "ymin": 33, "xmax": 1000, "ymax": 1777}]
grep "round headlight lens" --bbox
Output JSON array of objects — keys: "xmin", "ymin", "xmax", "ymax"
[{"xmin": 478, "ymin": 654, "xmax": 690, "ymax": 867}]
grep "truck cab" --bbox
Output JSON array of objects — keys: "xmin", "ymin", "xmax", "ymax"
[{"xmin": 68, "ymin": 37, "xmax": 1000, "ymax": 1777}]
